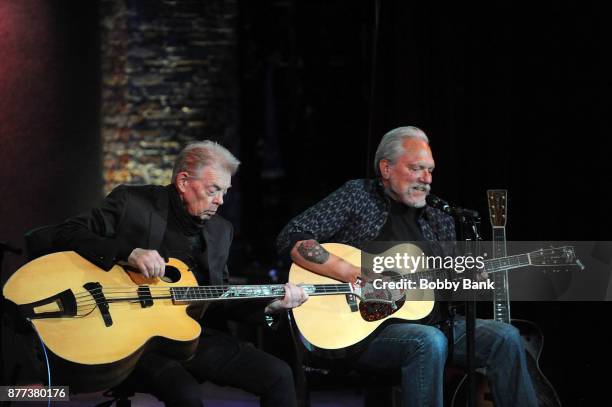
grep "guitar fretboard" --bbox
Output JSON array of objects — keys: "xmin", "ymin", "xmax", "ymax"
[
  {"xmin": 492, "ymin": 227, "xmax": 511, "ymax": 323},
  {"xmin": 483, "ymin": 253, "xmax": 530, "ymax": 274},
  {"xmin": 170, "ymin": 283, "xmax": 352, "ymax": 302},
  {"xmin": 395, "ymin": 251, "xmax": 532, "ymax": 283}
]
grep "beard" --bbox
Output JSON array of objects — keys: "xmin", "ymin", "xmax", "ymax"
[{"xmin": 386, "ymin": 183, "xmax": 430, "ymax": 208}]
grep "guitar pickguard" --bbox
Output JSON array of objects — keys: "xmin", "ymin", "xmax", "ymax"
[
  {"xmin": 359, "ymin": 270, "xmax": 406, "ymax": 321},
  {"xmin": 359, "ymin": 297, "xmax": 406, "ymax": 321}
]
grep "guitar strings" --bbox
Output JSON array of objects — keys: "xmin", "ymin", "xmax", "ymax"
[
  {"xmin": 72, "ymin": 283, "xmax": 351, "ymax": 298},
  {"xmin": 372, "ymin": 252, "xmax": 533, "ymax": 284},
  {"xmin": 69, "ymin": 255, "xmax": 530, "ymax": 310},
  {"xmin": 43, "ymin": 248, "xmax": 565, "ymax": 316},
  {"xmin": 69, "ymin": 249, "xmax": 547, "ymax": 302},
  {"xmin": 70, "ymin": 251, "xmax": 538, "ymax": 308},
  {"xmin": 70, "ymin": 283, "xmax": 353, "ymax": 311}
]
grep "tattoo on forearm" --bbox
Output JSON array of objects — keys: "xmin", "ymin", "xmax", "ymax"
[{"xmin": 297, "ymin": 240, "xmax": 330, "ymax": 264}]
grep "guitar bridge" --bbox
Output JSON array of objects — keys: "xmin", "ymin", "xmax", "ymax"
[
  {"xmin": 84, "ymin": 282, "xmax": 113, "ymax": 327},
  {"xmin": 345, "ymin": 294, "xmax": 358, "ymax": 312}
]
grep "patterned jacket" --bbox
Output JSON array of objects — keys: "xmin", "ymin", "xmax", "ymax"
[{"xmin": 276, "ymin": 179, "xmax": 457, "ymax": 256}]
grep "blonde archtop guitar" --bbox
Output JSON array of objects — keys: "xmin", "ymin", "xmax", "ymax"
[{"xmin": 2, "ymin": 251, "xmax": 355, "ymax": 391}]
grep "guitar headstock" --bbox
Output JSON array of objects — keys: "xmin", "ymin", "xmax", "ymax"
[
  {"xmin": 529, "ymin": 246, "xmax": 584, "ymax": 271},
  {"xmin": 487, "ymin": 189, "xmax": 507, "ymax": 228}
]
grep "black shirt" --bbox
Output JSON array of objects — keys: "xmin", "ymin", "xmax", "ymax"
[
  {"xmin": 373, "ymin": 198, "xmax": 446, "ymax": 325},
  {"xmin": 162, "ymin": 185, "xmax": 270, "ymax": 330},
  {"xmin": 162, "ymin": 185, "xmax": 210, "ymax": 285},
  {"xmin": 374, "ymin": 198, "xmax": 427, "ymax": 246}
]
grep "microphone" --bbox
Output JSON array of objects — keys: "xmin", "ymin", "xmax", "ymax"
[
  {"xmin": 426, "ymin": 194, "xmax": 451, "ymax": 214},
  {"xmin": 426, "ymin": 194, "xmax": 480, "ymax": 219}
]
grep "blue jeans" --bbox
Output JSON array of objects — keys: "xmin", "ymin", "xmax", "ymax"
[{"xmin": 354, "ymin": 318, "xmax": 538, "ymax": 407}]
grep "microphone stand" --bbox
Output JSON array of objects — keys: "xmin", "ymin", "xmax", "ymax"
[{"xmin": 450, "ymin": 208, "xmax": 481, "ymax": 407}]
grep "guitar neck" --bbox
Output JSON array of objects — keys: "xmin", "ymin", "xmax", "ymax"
[
  {"xmin": 410, "ymin": 250, "xmax": 532, "ymax": 282},
  {"xmin": 492, "ymin": 227, "xmax": 511, "ymax": 323},
  {"xmin": 482, "ymin": 252, "xmax": 531, "ymax": 274},
  {"xmin": 170, "ymin": 283, "xmax": 353, "ymax": 302}
]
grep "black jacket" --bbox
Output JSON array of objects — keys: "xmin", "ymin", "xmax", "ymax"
[
  {"xmin": 53, "ymin": 184, "xmax": 232, "ymax": 286},
  {"xmin": 51, "ymin": 184, "xmax": 270, "ymax": 327}
]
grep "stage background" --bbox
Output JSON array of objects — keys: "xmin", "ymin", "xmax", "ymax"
[{"xmin": 1, "ymin": 0, "xmax": 610, "ymax": 404}]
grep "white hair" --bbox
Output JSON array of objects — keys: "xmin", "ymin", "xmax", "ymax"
[
  {"xmin": 373, "ymin": 126, "xmax": 429, "ymax": 177},
  {"xmin": 172, "ymin": 140, "xmax": 240, "ymax": 182}
]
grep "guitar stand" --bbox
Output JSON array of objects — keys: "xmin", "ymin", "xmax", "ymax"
[{"xmin": 452, "ymin": 209, "xmax": 482, "ymax": 407}]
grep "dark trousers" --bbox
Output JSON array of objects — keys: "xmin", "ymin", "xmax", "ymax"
[{"xmin": 129, "ymin": 329, "xmax": 296, "ymax": 407}]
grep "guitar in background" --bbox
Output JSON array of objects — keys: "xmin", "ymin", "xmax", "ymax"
[
  {"xmin": 489, "ymin": 189, "xmax": 562, "ymax": 406},
  {"xmin": 451, "ymin": 190, "xmax": 562, "ymax": 406}
]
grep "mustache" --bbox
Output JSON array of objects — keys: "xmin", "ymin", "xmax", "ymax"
[{"xmin": 410, "ymin": 184, "xmax": 431, "ymax": 192}]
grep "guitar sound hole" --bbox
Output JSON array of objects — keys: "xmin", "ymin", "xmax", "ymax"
[{"xmin": 161, "ymin": 266, "xmax": 181, "ymax": 283}]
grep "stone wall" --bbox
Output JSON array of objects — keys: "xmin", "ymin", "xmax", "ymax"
[{"xmin": 100, "ymin": 0, "xmax": 239, "ymax": 194}]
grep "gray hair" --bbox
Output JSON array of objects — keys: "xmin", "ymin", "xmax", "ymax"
[
  {"xmin": 373, "ymin": 126, "xmax": 429, "ymax": 177},
  {"xmin": 172, "ymin": 140, "xmax": 240, "ymax": 182}
]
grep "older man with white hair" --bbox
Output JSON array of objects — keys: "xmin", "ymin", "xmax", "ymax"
[
  {"xmin": 54, "ymin": 140, "xmax": 307, "ymax": 407},
  {"xmin": 277, "ymin": 126, "xmax": 537, "ymax": 407}
]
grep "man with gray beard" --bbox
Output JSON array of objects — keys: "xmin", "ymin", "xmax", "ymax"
[{"xmin": 277, "ymin": 126, "xmax": 537, "ymax": 407}]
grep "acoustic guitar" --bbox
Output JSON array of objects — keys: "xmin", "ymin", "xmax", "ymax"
[
  {"xmin": 289, "ymin": 242, "xmax": 580, "ymax": 358},
  {"xmin": 2, "ymin": 251, "xmax": 355, "ymax": 392},
  {"xmin": 450, "ymin": 190, "xmax": 563, "ymax": 407}
]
